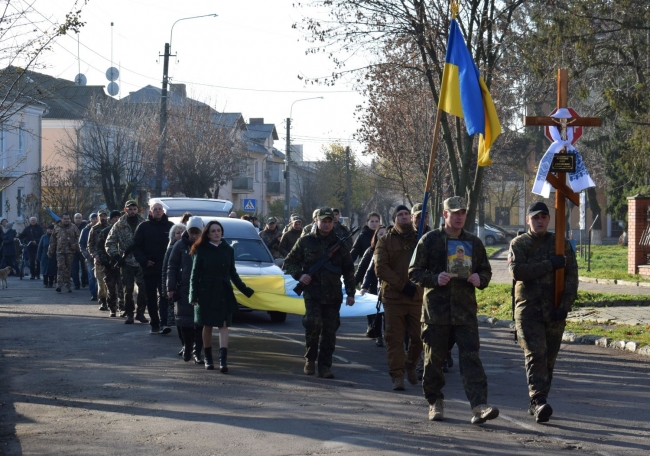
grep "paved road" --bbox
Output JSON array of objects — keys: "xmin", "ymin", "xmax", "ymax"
[{"xmin": 1, "ymin": 278, "xmax": 649, "ymax": 455}]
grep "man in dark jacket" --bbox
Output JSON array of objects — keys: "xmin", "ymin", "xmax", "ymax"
[
  {"xmin": 96, "ymin": 211, "xmax": 122, "ymax": 317},
  {"xmin": 279, "ymin": 216, "xmax": 302, "ymax": 257},
  {"xmin": 133, "ymin": 202, "xmax": 174, "ymax": 334},
  {"xmin": 71, "ymin": 213, "xmax": 88, "ymax": 289},
  {"xmin": 18, "ymin": 217, "xmax": 44, "ymax": 279},
  {"xmin": 259, "ymin": 217, "xmax": 282, "ymax": 259},
  {"xmin": 332, "ymin": 208, "xmax": 352, "ymax": 250},
  {"xmin": 409, "ymin": 196, "xmax": 498, "ymax": 425},
  {"xmin": 284, "ymin": 207, "xmax": 356, "ymax": 379}
]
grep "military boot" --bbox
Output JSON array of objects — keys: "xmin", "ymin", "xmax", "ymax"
[
  {"xmin": 219, "ymin": 347, "xmax": 229, "ymax": 373},
  {"xmin": 304, "ymin": 360, "xmax": 315, "ymax": 375},
  {"xmin": 428, "ymin": 399, "xmax": 444, "ymax": 421},
  {"xmin": 392, "ymin": 377, "xmax": 405, "ymax": 391},
  {"xmin": 318, "ymin": 368, "xmax": 334, "ymax": 379},
  {"xmin": 406, "ymin": 365, "xmax": 419, "ymax": 385},
  {"xmin": 471, "ymin": 404, "xmax": 499, "ymax": 424},
  {"xmin": 124, "ymin": 313, "xmax": 134, "ymax": 324},
  {"xmin": 528, "ymin": 396, "xmax": 553, "ymax": 423},
  {"xmin": 204, "ymin": 347, "xmax": 214, "ymax": 370}
]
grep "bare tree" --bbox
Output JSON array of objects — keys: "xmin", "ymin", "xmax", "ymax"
[
  {"xmin": 55, "ymin": 97, "xmax": 155, "ymax": 210},
  {"xmin": 41, "ymin": 166, "xmax": 99, "ymax": 216},
  {"xmin": 164, "ymin": 101, "xmax": 244, "ymax": 198}
]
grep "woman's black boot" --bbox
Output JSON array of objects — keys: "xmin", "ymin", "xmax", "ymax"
[
  {"xmin": 181, "ymin": 328, "xmax": 193, "ymax": 362},
  {"xmin": 219, "ymin": 347, "xmax": 228, "ymax": 373},
  {"xmin": 204, "ymin": 347, "xmax": 214, "ymax": 370}
]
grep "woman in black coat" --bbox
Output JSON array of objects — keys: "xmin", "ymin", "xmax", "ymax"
[
  {"xmin": 358, "ymin": 226, "xmax": 387, "ymax": 347},
  {"xmin": 350, "ymin": 212, "xmax": 381, "ymax": 262},
  {"xmin": 189, "ymin": 220, "xmax": 254, "ymax": 372}
]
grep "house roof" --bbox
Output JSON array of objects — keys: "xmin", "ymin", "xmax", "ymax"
[
  {"xmin": 272, "ymin": 147, "xmax": 285, "ymax": 159},
  {"xmin": 212, "ymin": 112, "xmax": 246, "ymax": 130},
  {"xmin": 247, "ymin": 142, "xmax": 270, "ymax": 155},
  {"xmin": 246, "ymin": 121, "xmax": 279, "ymax": 140},
  {"xmin": 120, "ymin": 84, "xmax": 207, "ymax": 108}
]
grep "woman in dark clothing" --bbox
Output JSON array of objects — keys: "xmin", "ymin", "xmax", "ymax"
[
  {"xmin": 162, "ymin": 223, "xmax": 186, "ymax": 353},
  {"xmin": 358, "ymin": 226, "xmax": 387, "ymax": 347},
  {"xmin": 37, "ymin": 225, "xmax": 56, "ymax": 287},
  {"xmin": 350, "ymin": 212, "xmax": 381, "ymax": 263},
  {"xmin": 1, "ymin": 223, "xmax": 18, "ymax": 273},
  {"xmin": 190, "ymin": 220, "xmax": 254, "ymax": 372},
  {"xmin": 167, "ymin": 218, "xmax": 202, "ymax": 364}
]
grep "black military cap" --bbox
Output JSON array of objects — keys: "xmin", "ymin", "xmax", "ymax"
[
  {"xmin": 124, "ymin": 200, "xmax": 138, "ymax": 208},
  {"xmin": 527, "ymin": 202, "xmax": 550, "ymax": 217},
  {"xmin": 109, "ymin": 210, "xmax": 122, "ymax": 218}
]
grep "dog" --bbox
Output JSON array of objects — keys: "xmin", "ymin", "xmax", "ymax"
[{"xmin": 0, "ymin": 266, "xmax": 13, "ymax": 289}]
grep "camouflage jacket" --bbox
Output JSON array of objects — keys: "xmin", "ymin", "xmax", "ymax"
[
  {"xmin": 259, "ymin": 228, "xmax": 281, "ymax": 258},
  {"xmin": 47, "ymin": 223, "xmax": 80, "ymax": 256},
  {"xmin": 105, "ymin": 213, "xmax": 145, "ymax": 267},
  {"xmin": 374, "ymin": 223, "xmax": 423, "ymax": 305},
  {"xmin": 87, "ymin": 221, "xmax": 108, "ymax": 264},
  {"xmin": 301, "ymin": 223, "xmax": 316, "ymax": 237},
  {"xmin": 284, "ymin": 229, "xmax": 356, "ymax": 303},
  {"xmin": 279, "ymin": 228, "xmax": 301, "ymax": 257},
  {"xmin": 96, "ymin": 223, "xmax": 115, "ymax": 266},
  {"xmin": 409, "ymin": 228, "xmax": 491, "ymax": 325},
  {"xmin": 508, "ymin": 231, "xmax": 578, "ymax": 321},
  {"xmin": 333, "ymin": 222, "xmax": 353, "ymax": 250}
]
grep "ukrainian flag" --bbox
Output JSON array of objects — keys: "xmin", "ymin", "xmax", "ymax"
[{"xmin": 439, "ymin": 19, "xmax": 501, "ymax": 166}]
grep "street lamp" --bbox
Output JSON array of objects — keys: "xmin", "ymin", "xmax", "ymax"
[
  {"xmin": 284, "ymin": 96, "xmax": 323, "ymax": 221},
  {"xmin": 154, "ymin": 13, "xmax": 218, "ymax": 197}
]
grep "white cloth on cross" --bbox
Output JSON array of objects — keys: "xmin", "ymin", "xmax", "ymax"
[{"xmin": 532, "ymin": 109, "xmax": 595, "ymax": 198}]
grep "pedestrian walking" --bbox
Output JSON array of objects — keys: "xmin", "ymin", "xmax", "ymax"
[
  {"xmin": 350, "ymin": 212, "xmax": 380, "ymax": 262},
  {"xmin": 71, "ymin": 213, "xmax": 88, "ymax": 289},
  {"xmin": 18, "ymin": 217, "xmax": 44, "ymax": 280},
  {"xmin": 357, "ymin": 225, "xmax": 387, "ymax": 347},
  {"xmin": 375, "ymin": 205, "xmax": 423, "ymax": 391},
  {"xmin": 409, "ymin": 196, "xmax": 498, "ymax": 424},
  {"xmin": 1, "ymin": 222, "xmax": 19, "ymax": 273},
  {"xmin": 167, "ymin": 217, "xmax": 204, "ymax": 364},
  {"xmin": 162, "ymin": 223, "xmax": 186, "ymax": 346},
  {"xmin": 284, "ymin": 207, "xmax": 356, "ymax": 379},
  {"xmin": 79, "ymin": 213, "xmax": 98, "ymax": 301},
  {"xmin": 133, "ymin": 202, "xmax": 174, "ymax": 334},
  {"xmin": 47, "ymin": 213, "xmax": 80, "ymax": 293},
  {"xmin": 96, "ymin": 211, "xmax": 123, "ymax": 317},
  {"xmin": 331, "ymin": 208, "xmax": 352, "ymax": 249},
  {"xmin": 37, "ymin": 225, "xmax": 55, "ymax": 287},
  {"xmin": 508, "ymin": 202, "xmax": 578, "ymax": 423},
  {"xmin": 259, "ymin": 217, "xmax": 282, "ymax": 259},
  {"xmin": 189, "ymin": 220, "xmax": 255, "ymax": 372},
  {"xmin": 88, "ymin": 211, "xmax": 109, "ymax": 311},
  {"xmin": 105, "ymin": 200, "xmax": 148, "ymax": 325},
  {"xmin": 278, "ymin": 216, "xmax": 302, "ymax": 257}
]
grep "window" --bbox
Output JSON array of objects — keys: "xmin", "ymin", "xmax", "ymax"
[{"xmin": 17, "ymin": 187, "xmax": 23, "ymax": 217}]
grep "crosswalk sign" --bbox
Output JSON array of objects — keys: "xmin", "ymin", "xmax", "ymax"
[{"xmin": 243, "ymin": 199, "xmax": 257, "ymax": 211}]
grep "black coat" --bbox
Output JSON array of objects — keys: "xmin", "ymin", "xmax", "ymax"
[
  {"xmin": 19, "ymin": 224, "xmax": 44, "ymax": 252},
  {"xmin": 350, "ymin": 225, "xmax": 375, "ymax": 262},
  {"xmin": 355, "ymin": 246, "xmax": 375, "ymax": 286},
  {"xmin": 166, "ymin": 232, "xmax": 194, "ymax": 328},
  {"xmin": 133, "ymin": 214, "xmax": 174, "ymax": 276}
]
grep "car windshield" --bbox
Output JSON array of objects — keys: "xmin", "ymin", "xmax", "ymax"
[{"xmin": 224, "ymin": 238, "xmax": 273, "ymax": 263}]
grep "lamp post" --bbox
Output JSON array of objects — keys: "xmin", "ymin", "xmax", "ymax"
[
  {"xmin": 154, "ymin": 13, "xmax": 217, "ymax": 197},
  {"xmin": 284, "ymin": 96, "xmax": 323, "ymax": 222}
]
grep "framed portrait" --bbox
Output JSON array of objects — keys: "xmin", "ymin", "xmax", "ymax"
[{"xmin": 447, "ymin": 239, "xmax": 473, "ymax": 279}]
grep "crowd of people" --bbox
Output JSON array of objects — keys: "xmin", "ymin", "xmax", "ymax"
[{"xmin": 5, "ymin": 196, "xmax": 576, "ymax": 425}]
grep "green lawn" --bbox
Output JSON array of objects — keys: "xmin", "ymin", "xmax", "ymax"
[
  {"xmin": 576, "ymin": 245, "xmax": 650, "ymax": 282},
  {"xmin": 485, "ymin": 246, "xmax": 502, "ymax": 258},
  {"xmin": 476, "ymin": 283, "xmax": 650, "ymax": 347}
]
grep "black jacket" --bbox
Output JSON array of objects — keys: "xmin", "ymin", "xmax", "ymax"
[
  {"xmin": 19, "ymin": 224, "xmax": 44, "ymax": 251},
  {"xmin": 350, "ymin": 225, "xmax": 374, "ymax": 262},
  {"xmin": 166, "ymin": 232, "xmax": 194, "ymax": 328},
  {"xmin": 132, "ymin": 214, "xmax": 174, "ymax": 275}
]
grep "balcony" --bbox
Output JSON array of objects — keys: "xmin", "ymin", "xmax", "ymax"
[
  {"xmin": 266, "ymin": 181, "xmax": 284, "ymax": 195},
  {"xmin": 232, "ymin": 176, "xmax": 253, "ymax": 192}
]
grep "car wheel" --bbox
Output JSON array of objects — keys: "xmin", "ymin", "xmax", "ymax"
[
  {"xmin": 485, "ymin": 235, "xmax": 495, "ymax": 246},
  {"xmin": 268, "ymin": 311, "xmax": 287, "ymax": 323}
]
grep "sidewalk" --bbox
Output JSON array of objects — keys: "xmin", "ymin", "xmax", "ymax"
[{"xmin": 489, "ymin": 249, "xmax": 650, "ymax": 325}]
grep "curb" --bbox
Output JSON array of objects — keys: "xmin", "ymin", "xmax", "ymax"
[
  {"xmin": 579, "ymin": 276, "xmax": 650, "ymax": 287},
  {"xmin": 477, "ymin": 315, "xmax": 650, "ymax": 358}
]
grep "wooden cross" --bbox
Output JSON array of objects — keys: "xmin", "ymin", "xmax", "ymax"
[{"xmin": 523, "ymin": 69, "xmax": 601, "ymax": 308}]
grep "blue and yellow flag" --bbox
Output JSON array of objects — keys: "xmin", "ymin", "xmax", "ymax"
[{"xmin": 439, "ymin": 19, "xmax": 501, "ymax": 166}]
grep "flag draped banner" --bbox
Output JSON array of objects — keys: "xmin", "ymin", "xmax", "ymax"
[{"xmin": 439, "ymin": 19, "xmax": 501, "ymax": 166}]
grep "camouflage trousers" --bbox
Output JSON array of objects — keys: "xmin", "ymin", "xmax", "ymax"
[
  {"xmin": 103, "ymin": 266, "xmax": 122, "ymax": 312},
  {"xmin": 94, "ymin": 261, "xmax": 107, "ymax": 305},
  {"xmin": 421, "ymin": 323, "xmax": 488, "ymax": 409},
  {"xmin": 121, "ymin": 264, "xmax": 147, "ymax": 315},
  {"xmin": 56, "ymin": 253, "xmax": 74, "ymax": 290},
  {"xmin": 515, "ymin": 318, "xmax": 566, "ymax": 399},
  {"xmin": 303, "ymin": 300, "xmax": 341, "ymax": 372},
  {"xmin": 384, "ymin": 302, "xmax": 423, "ymax": 380}
]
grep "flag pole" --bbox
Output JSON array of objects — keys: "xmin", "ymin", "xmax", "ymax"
[{"xmin": 417, "ymin": 107, "xmax": 443, "ymax": 239}]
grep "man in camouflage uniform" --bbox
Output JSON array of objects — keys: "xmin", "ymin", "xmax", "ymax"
[
  {"xmin": 449, "ymin": 245, "xmax": 472, "ymax": 278},
  {"xmin": 96, "ymin": 211, "xmax": 123, "ymax": 317},
  {"xmin": 279, "ymin": 215, "xmax": 302, "ymax": 257},
  {"xmin": 301, "ymin": 209, "xmax": 320, "ymax": 237},
  {"xmin": 409, "ymin": 196, "xmax": 499, "ymax": 425},
  {"xmin": 284, "ymin": 207, "xmax": 356, "ymax": 379},
  {"xmin": 105, "ymin": 200, "xmax": 148, "ymax": 325},
  {"xmin": 47, "ymin": 213, "xmax": 80, "ymax": 293},
  {"xmin": 88, "ymin": 210, "xmax": 109, "ymax": 312},
  {"xmin": 259, "ymin": 217, "xmax": 282, "ymax": 259},
  {"xmin": 508, "ymin": 202, "xmax": 578, "ymax": 423}
]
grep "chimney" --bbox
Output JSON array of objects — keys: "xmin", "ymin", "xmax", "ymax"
[
  {"xmin": 169, "ymin": 83, "xmax": 186, "ymax": 98},
  {"xmin": 249, "ymin": 118, "xmax": 264, "ymax": 124}
]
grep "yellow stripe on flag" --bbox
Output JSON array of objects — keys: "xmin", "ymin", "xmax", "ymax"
[
  {"xmin": 439, "ymin": 63, "xmax": 464, "ymax": 118},
  {"xmin": 477, "ymin": 77, "xmax": 501, "ymax": 167},
  {"xmin": 232, "ymin": 275, "xmax": 306, "ymax": 315}
]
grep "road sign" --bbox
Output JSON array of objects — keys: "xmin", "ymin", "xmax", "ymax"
[
  {"xmin": 545, "ymin": 107, "xmax": 583, "ymax": 144},
  {"xmin": 243, "ymin": 199, "xmax": 257, "ymax": 212}
]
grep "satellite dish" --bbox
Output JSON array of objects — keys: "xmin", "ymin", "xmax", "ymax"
[
  {"xmin": 106, "ymin": 67, "xmax": 119, "ymax": 81},
  {"xmin": 107, "ymin": 81, "xmax": 119, "ymax": 96},
  {"xmin": 74, "ymin": 73, "xmax": 87, "ymax": 86}
]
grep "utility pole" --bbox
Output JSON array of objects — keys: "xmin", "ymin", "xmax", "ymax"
[
  {"xmin": 284, "ymin": 117, "xmax": 291, "ymax": 223},
  {"xmin": 345, "ymin": 145, "xmax": 351, "ymax": 220},
  {"xmin": 155, "ymin": 42, "xmax": 171, "ymax": 197}
]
